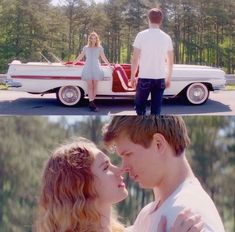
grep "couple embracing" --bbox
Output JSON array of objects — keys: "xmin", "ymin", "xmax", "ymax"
[{"xmin": 35, "ymin": 116, "xmax": 225, "ymax": 232}]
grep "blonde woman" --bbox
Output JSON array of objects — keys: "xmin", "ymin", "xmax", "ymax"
[
  {"xmin": 36, "ymin": 138, "xmax": 126, "ymax": 232},
  {"xmin": 74, "ymin": 32, "xmax": 111, "ymax": 112},
  {"xmin": 36, "ymin": 137, "xmax": 203, "ymax": 232}
]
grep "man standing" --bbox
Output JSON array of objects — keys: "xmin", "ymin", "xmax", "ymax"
[
  {"xmin": 131, "ymin": 8, "xmax": 174, "ymax": 115},
  {"xmin": 103, "ymin": 116, "xmax": 225, "ymax": 232}
]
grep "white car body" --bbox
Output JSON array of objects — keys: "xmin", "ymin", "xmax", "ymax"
[{"xmin": 5, "ymin": 60, "xmax": 226, "ymax": 106}]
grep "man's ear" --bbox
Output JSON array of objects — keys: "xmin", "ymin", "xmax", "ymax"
[{"xmin": 152, "ymin": 133, "xmax": 167, "ymax": 154}]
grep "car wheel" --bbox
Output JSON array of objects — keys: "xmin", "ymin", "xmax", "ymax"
[
  {"xmin": 56, "ymin": 86, "xmax": 84, "ymax": 106},
  {"xmin": 185, "ymin": 83, "xmax": 209, "ymax": 105}
]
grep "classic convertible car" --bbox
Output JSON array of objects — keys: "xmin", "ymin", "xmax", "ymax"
[{"xmin": 4, "ymin": 59, "xmax": 226, "ymax": 106}]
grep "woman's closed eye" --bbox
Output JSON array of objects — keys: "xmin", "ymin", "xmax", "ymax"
[
  {"xmin": 103, "ymin": 163, "xmax": 109, "ymax": 171},
  {"xmin": 103, "ymin": 160, "xmax": 110, "ymax": 171}
]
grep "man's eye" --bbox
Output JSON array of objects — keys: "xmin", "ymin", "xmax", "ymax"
[{"xmin": 124, "ymin": 152, "xmax": 132, "ymax": 157}]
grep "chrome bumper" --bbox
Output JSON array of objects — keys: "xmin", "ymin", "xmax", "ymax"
[{"xmin": 213, "ymin": 84, "xmax": 226, "ymax": 92}]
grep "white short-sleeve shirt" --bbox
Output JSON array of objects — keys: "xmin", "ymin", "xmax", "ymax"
[
  {"xmin": 133, "ymin": 28, "xmax": 173, "ymax": 79},
  {"xmin": 129, "ymin": 177, "xmax": 225, "ymax": 232}
]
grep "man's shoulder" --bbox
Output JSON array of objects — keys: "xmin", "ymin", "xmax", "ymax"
[
  {"xmin": 164, "ymin": 177, "xmax": 217, "ymax": 212},
  {"xmin": 159, "ymin": 29, "xmax": 171, "ymax": 38},
  {"xmin": 138, "ymin": 28, "xmax": 171, "ymax": 39},
  {"xmin": 137, "ymin": 29, "xmax": 149, "ymax": 36},
  {"xmin": 169, "ymin": 179, "xmax": 225, "ymax": 232}
]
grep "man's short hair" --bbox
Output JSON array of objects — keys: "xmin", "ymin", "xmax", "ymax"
[
  {"xmin": 103, "ymin": 116, "xmax": 190, "ymax": 156},
  {"xmin": 148, "ymin": 8, "xmax": 163, "ymax": 24}
]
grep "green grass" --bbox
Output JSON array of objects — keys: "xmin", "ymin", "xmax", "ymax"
[
  {"xmin": 226, "ymin": 84, "xmax": 235, "ymax": 91},
  {"xmin": 0, "ymin": 83, "xmax": 8, "ymax": 90}
]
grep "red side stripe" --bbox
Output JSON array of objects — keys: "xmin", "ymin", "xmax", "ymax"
[{"xmin": 11, "ymin": 75, "xmax": 82, "ymax": 80}]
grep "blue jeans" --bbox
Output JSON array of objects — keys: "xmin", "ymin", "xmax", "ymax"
[{"xmin": 135, "ymin": 78, "xmax": 165, "ymax": 115}]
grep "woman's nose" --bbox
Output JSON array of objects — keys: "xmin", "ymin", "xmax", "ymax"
[
  {"xmin": 114, "ymin": 165, "xmax": 130, "ymax": 176},
  {"xmin": 113, "ymin": 166, "xmax": 123, "ymax": 176},
  {"xmin": 111, "ymin": 165, "xmax": 126, "ymax": 177}
]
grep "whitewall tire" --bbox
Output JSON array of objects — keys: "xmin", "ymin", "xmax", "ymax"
[
  {"xmin": 186, "ymin": 83, "xmax": 209, "ymax": 105},
  {"xmin": 56, "ymin": 86, "xmax": 84, "ymax": 106}
]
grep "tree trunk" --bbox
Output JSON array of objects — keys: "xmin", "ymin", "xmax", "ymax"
[
  {"xmin": 233, "ymin": 193, "xmax": 235, "ymax": 232},
  {"xmin": 0, "ymin": 169, "xmax": 3, "ymax": 226}
]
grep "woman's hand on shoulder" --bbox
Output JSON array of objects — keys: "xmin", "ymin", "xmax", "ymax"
[
  {"xmin": 171, "ymin": 209, "xmax": 204, "ymax": 232},
  {"xmin": 157, "ymin": 209, "xmax": 204, "ymax": 232}
]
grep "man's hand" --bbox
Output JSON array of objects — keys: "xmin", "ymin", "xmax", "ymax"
[
  {"xmin": 130, "ymin": 77, "xmax": 137, "ymax": 89},
  {"xmin": 130, "ymin": 47, "xmax": 140, "ymax": 88},
  {"xmin": 157, "ymin": 209, "xmax": 204, "ymax": 232},
  {"xmin": 165, "ymin": 76, "xmax": 171, "ymax": 89},
  {"xmin": 165, "ymin": 50, "xmax": 173, "ymax": 89}
]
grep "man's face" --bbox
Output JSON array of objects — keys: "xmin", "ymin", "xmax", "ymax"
[{"xmin": 114, "ymin": 134, "xmax": 167, "ymax": 189}]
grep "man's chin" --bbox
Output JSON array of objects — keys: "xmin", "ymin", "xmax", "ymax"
[
  {"xmin": 137, "ymin": 182, "xmax": 153, "ymax": 189},
  {"xmin": 134, "ymin": 178, "xmax": 152, "ymax": 189}
]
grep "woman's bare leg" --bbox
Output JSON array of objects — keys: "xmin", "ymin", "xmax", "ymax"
[
  {"xmin": 87, "ymin": 80, "xmax": 98, "ymax": 111},
  {"xmin": 93, "ymin": 80, "xmax": 98, "ymax": 100},
  {"xmin": 87, "ymin": 80, "xmax": 94, "ymax": 101}
]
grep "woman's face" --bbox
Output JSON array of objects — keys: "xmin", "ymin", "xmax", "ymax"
[
  {"xmin": 91, "ymin": 148, "xmax": 128, "ymax": 205},
  {"xmin": 90, "ymin": 35, "xmax": 97, "ymax": 45}
]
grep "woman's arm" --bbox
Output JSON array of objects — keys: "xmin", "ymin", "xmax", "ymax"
[
  {"xmin": 73, "ymin": 50, "xmax": 85, "ymax": 65},
  {"xmin": 100, "ymin": 48, "xmax": 111, "ymax": 66}
]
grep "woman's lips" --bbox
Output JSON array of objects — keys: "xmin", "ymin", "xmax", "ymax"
[{"xmin": 118, "ymin": 181, "xmax": 126, "ymax": 188}]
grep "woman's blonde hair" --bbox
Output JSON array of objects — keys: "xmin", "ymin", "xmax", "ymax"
[
  {"xmin": 35, "ymin": 137, "xmax": 124, "ymax": 232},
  {"xmin": 87, "ymin": 31, "xmax": 101, "ymax": 47}
]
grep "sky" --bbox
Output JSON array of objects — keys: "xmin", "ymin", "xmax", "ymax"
[{"xmin": 51, "ymin": 0, "xmax": 105, "ymax": 5}]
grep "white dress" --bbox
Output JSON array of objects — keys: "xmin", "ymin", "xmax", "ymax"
[{"xmin": 81, "ymin": 46, "xmax": 104, "ymax": 80}]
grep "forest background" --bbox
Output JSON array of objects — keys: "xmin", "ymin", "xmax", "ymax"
[
  {"xmin": 0, "ymin": 116, "xmax": 235, "ymax": 232},
  {"xmin": 0, "ymin": 0, "xmax": 234, "ymax": 74}
]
